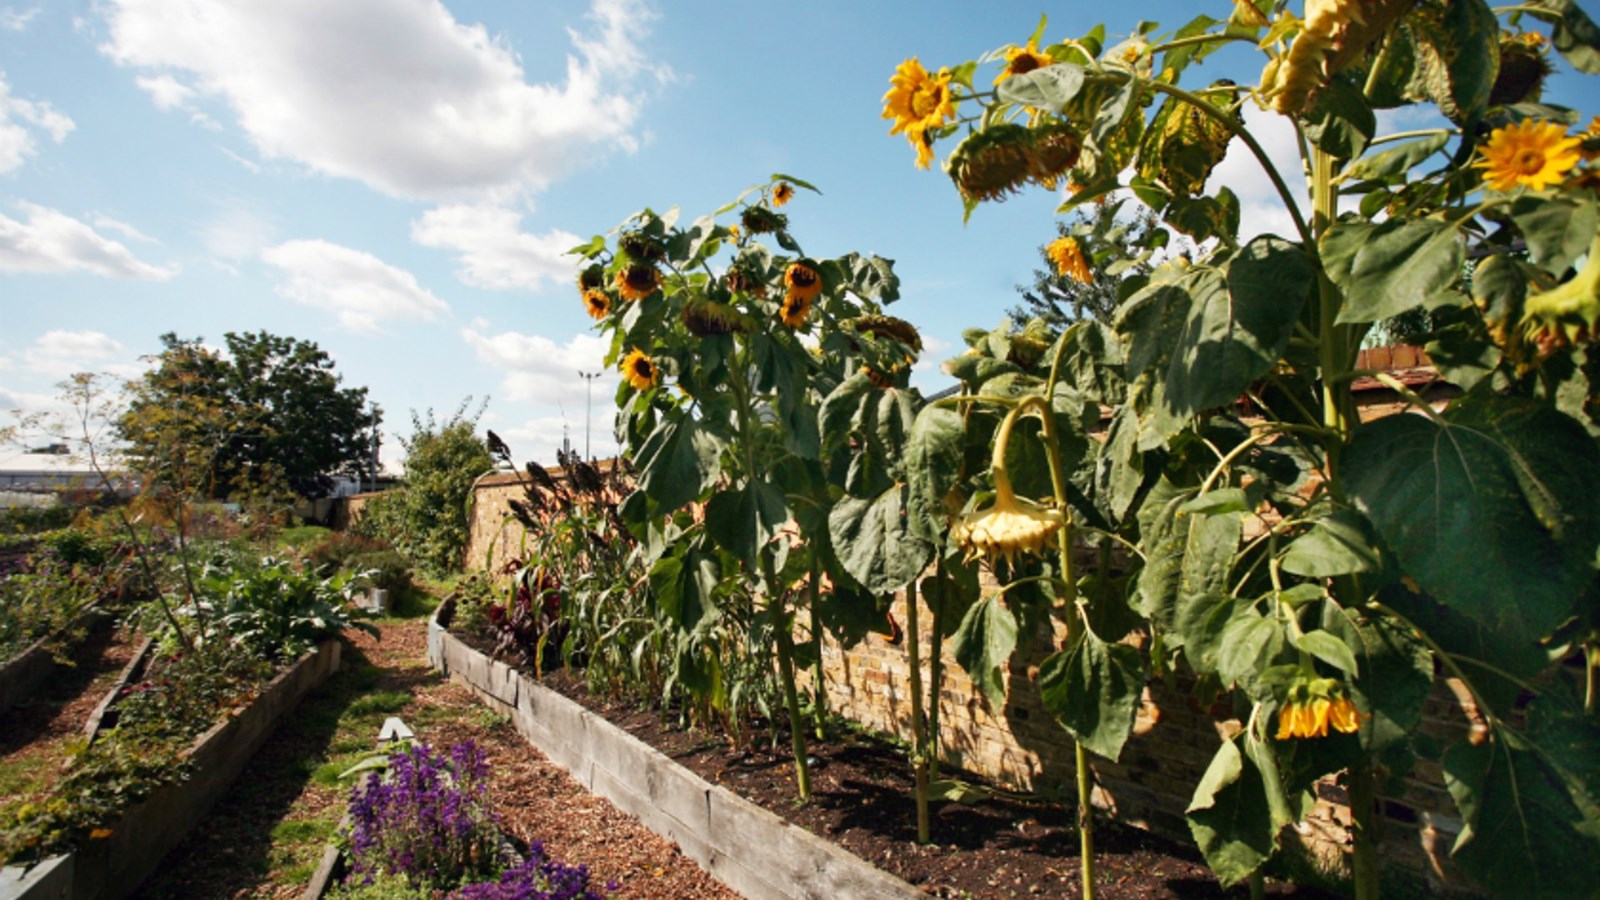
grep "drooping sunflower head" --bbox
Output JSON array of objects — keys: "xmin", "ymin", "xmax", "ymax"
[
  {"xmin": 1275, "ymin": 677, "xmax": 1363, "ymax": 740},
  {"xmin": 771, "ymin": 182, "xmax": 795, "ymax": 208},
  {"xmin": 620, "ymin": 348, "xmax": 658, "ymax": 391},
  {"xmin": 725, "ymin": 262, "xmax": 768, "ymax": 298},
  {"xmin": 779, "ymin": 292, "xmax": 813, "ymax": 329},
  {"xmin": 1582, "ymin": 115, "xmax": 1600, "ymax": 162},
  {"xmin": 1520, "ymin": 233, "xmax": 1600, "ymax": 354},
  {"xmin": 577, "ymin": 264, "xmax": 606, "ymax": 291},
  {"xmin": 950, "ymin": 488, "xmax": 1064, "ymax": 566},
  {"xmin": 1491, "ymin": 30, "xmax": 1554, "ymax": 107},
  {"xmin": 994, "ymin": 40, "xmax": 1053, "ymax": 86},
  {"xmin": 581, "ymin": 288, "xmax": 612, "ymax": 320},
  {"xmin": 1046, "ymin": 236, "xmax": 1094, "ymax": 284},
  {"xmin": 683, "ymin": 295, "xmax": 750, "ymax": 337},
  {"xmin": 1474, "ymin": 119, "xmax": 1583, "ymax": 192},
  {"xmin": 946, "ymin": 124, "xmax": 1035, "ymax": 204},
  {"xmin": 848, "ymin": 315, "xmax": 924, "ymax": 353},
  {"xmin": 616, "ymin": 262, "xmax": 663, "ymax": 301},
  {"xmin": 618, "ymin": 231, "xmax": 665, "ymax": 263},
  {"xmin": 783, "ymin": 260, "xmax": 823, "ymax": 303},
  {"xmin": 1027, "ymin": 121, "xmax": 1083, "ymax": 190},
  {"xmin": 740, "ymin": 205, "xmax": 788, "ymax": 235}
]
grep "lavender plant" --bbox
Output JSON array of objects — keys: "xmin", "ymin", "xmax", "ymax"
[
  {"xmin": 344, "ymin": 741, "xmax": 503, "ymax": 890},
  {"xmin": 455, "ymin": 841, "xmax": 612, "ymax": 900}
]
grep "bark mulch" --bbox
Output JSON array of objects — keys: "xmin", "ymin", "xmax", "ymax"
[{"xmin": 130, "ymin": 617, "xmax": 735, "ymax": 899}]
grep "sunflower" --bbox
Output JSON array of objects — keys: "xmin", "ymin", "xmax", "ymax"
[
  {"xmin": 618, "ymin": 231, "xmax": 665, "ymax": 262},
  {"xmin": 772, "ymin": 182, "xmax": 795, "ymax": 208},
  {"xmin": 741, "ymin": 205, "xmax": 787, "ymax": 235},
  {"xmin": 725, "ymin": 263, "xmax": 768, "ymax": 298},
  {"xmin": 620, "ymin": 349, "xmax": 658, "ymax": 391},
  {"xmin": 1521, "ymin": 233, "xmax": 1600, "ymax": 352},
  {"xmin": 779, "ymin": 293, "xmax": 813, "ymax": 329},
  {"xmin": 581, "ymin": 288, "xmax": 612, "ymax": 320},
  {"xmin": 946, "ymin": 124, "xmax": 1034, "ymax": 203},
  {"xmin": 683, "ymin": 296, "xmax": 750, "ymax": 336},
  {"xmin": 883, "ymin": 58, "xmax": 956, "ymax": 170},
  {"xmin": 616, "ymin": 262, "xmax": 662, "ymax": 301},
  {"xmin": 1581, "ymin": 114, "xmax": 1600, "ymax": 161},
  {"xmin": 577, "ymin": 264, "xmax": 606, "ymax": 291},
  {"xmin": 784, "ymin": 261, "xmax": 823, "ymax": 302},
  {"xmin": 1275, "ymin": 678, "xmax": 1364, "ymax": 740},
  {"xmin": 950, "ymin": 483, "xmax": 1064, "ymax": 566},
  {"xmin": 1046, "ymin": 236, "xmax": 1093, "ymax": 284},
  {"xmin": 1028, "ymin": 121, "xmax": 1083, "ymax": 189},
  {"xmin": 1475, "ymin": 119, "xmax": 1583, "ymax": 191},
  {"xmin": 994, "ymin": 40, "xmax": 1053, "ymax": 86}
]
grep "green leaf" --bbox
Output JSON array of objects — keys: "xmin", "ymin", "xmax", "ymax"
[
  {"xmin": 1349, "ymin": 614, "xmax": 1434, "ymax": 754},
  {"xmin": 1187, "ymin": 738, "xmax": 1275, "ymax": 886},
  {"xmin": 1510, "ymin": 194, "xmax": 1598, "ymax": 275},
  {"xmin": 1215, "ymin": 602, "xmax": 1287, "ymax": 695},
  {"xmin": 1160, "ymin": 238, "xmax": 1311, "ymax": 416},
  {"xmin": 1302, "ymin": 77, "xmax": 1375, "ymax": 160},
  {"xmin": 949, "ymin": 595, "xmax": 1019, "ymax": 709},
  {"xmin": 704, "ymin": 480, "xmax": 789, "ymax": 573},
  {"xmin": 769, "ymin": 173, "xmax": 820, "ymax": 194},
  {"xmin": 1293, "ymin": 629, "xmax": 1359, "ymax": 677},
  {"xmin": 927, "ymin": 778, "xmax": 993, "ymax": 804},
  {"xmin": 1345, "ymin": 394, "xmax": 1600, "ymax": 646},
  {"xmin": 1445, "ymin": 738, "xmax": 1600, "ymax": 899},
  {"xmin": 1343, "ymin": 133, "xmax": 1451, "ymax": 182},
  {"xmin": 1325, "ymin": 218, "xmax": 1464, "ymax": 324},
  {"xmin": 1279, "ymin": 506, "xmax": 1385, "ymax": 577},
  {"xmin": 634, "ymin": 415, "xmax": 722, "ymax": 513},
  {"xmin": 906, "ymin": 404, "xmax": 966, "ymax": 543},
  {"xmin": 649, "ymin": 546, "xmax": 720, "ymax": 629},
  {"xmin": 828, "ymin": 485, "xmax": 934, "ymax": 595},
  {"xmin": 995, "ymin": 63, "xmax": 1086, "ymax": 112},
  {"xmin": 1038, "ymin": 631, "xmax": 1145, "ymax": 761}
]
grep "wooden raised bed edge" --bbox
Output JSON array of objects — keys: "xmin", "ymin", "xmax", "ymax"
[
  {"xmin": 426, "ymin": 610, "xmax": 921, "ymax": 900},
  {"xmin": 0, "ymin": 639, "xmax": 342, "ymax": 900},
  {"xmin": 0, "ymin": 602, "xmax": 115, "ymax": 718}
]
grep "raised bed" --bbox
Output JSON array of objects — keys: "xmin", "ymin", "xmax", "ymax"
[
  {"xmin": 0, "ymin": 639, "xmax": 342, "ymax": 900},
  {"xmin": 427, "ymin": 610, "xmax": 919, "ymax": 900},
  {"xmin": 0, "ymin": 602, "xmax": 114, "ymax": 718}
]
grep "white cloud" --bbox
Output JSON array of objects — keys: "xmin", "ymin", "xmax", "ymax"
[
  {"xmin": 261, "ymin": 238, "xmax": 451, "ymax": 332},
  {"xmin": 134, "ymin": 73, "xmax": 195, "ymax": 111},
  {"xmin": 99, "ymin": 0, "xmax": 665, "ymax": 201},
  {"xmin": 22, "ymin": 330, "xmax": 133, "ymax": 379},
  {"xmin": 412, "ymin": 203, "xmax": 581, "ymax": 291},
  {"xmin": 0, "ymin": 202, "xmax": 179, "ymax": 279},
  {"xmin": 198, "ymin": 198, "xmax": 275, "ymax": 265},
  {"xmin": 90, "ymin": 213, "xmax": 155, "ymax": 243},
  {"xmin": 460, "ymin": 326, "xmax": 615, "ymax": 406},
  {"xmin": 0, "ymin": 70, "xmax": 74, "ymax": 174},
  {"xmin": 0, "ymin": 6, "xmax": 39, "ymax": 32},
  {"xmin": 1204, "ymin": 104, "xmax": 1307, "ymax": 242}
]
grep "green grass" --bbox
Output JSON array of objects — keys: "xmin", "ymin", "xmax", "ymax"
[
  {"xmin": 276, "ymin": 525, "xmax": 331, "ymax": 549},
  {"xmin": 346, "ymin": 691, "xmax": 411, "ymax": 716},
  {"xmin": 271, "ymin": 819, "xmax": 333, "ymax": 843}
]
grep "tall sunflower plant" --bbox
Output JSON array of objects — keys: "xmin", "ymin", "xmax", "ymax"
[
  {"xmin": 887, "ymin": 2, "xmax": 1600, "ymax": 898},
  {"xmin": 570, "ymin": 176, "xmax": 930, "ymax": 801}
]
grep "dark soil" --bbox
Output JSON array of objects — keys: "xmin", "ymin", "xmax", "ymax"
[{"xmin": 515, "ymin": 657, "xmax": 1339, "ymax": 900}]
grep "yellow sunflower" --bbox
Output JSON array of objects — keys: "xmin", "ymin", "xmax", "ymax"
[
  {"xmin": 883, "ymin": 58, "xmax": 956, "ymax": 170},
  {"xmin": 616, "ymin": 262, "xmax": 662, "ymax": 301},
  {"xmin": 1275, "ymin": 678, "xmax": 1364, "ymax": 740},
  {"xmin": 772, "ymin": 182, "xmax": 795, "ymax": 208},
  {"xmin": 1475, "ymin": 119, "xmax": 1583, "ymax": 191},
  {"xmin": 779, "ymin": 293, "xmax": 813, "ymax": 329},
  {"xmin": 784, "ymin": 261, "xmax": 823, "ymax": 302},
  {"xmin": 620, "ymin": 349, "xmax": 658, "ymax": 391},
  {"xmin": 994, "ymin": 41, "xmax": 1053, "ymax": 86},
  {"xmin": 581, "ymin": 288, "xmax": 612, "ymax": 320},
  {"xmin": 1046, "ymin": 236, "xmax": 1093, "ymax": 284}
]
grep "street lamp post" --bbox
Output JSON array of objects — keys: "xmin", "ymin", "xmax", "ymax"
[{"xmin": 579, "ymin": 371, "xmax": 602, "ymax": 461}]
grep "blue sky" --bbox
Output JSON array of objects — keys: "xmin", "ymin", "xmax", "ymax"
[{"xmin": 1, "ymin": 1, "xmax": 1593, "ymax": 468}]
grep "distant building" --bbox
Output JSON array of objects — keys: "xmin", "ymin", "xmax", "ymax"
[{"xmin": 0, "ymin": 446, "xmax": 136, "ymax": 508}]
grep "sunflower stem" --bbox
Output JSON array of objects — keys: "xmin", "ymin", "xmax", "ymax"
[
  {"xmin": 1350, "ymin": 761, "xmax": 1381, "ymax": 900},
  {"xmin": 906, "ymin": 577, "xmax": 931, "ymax": 844}
]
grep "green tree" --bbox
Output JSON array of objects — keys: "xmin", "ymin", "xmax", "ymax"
[
  {"xmin": 354, "ymin": 402, "xmax": 494, "ymax": 575},
  {"xmin": 1009, "ymin": 199, "xmax": 1162, "ymax": 328},
  {"xmin": 119, "ymin": 332, "xmax": 379, "ymax": 500}
]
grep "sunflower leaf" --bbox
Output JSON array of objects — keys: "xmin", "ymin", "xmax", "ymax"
[
  {"xmin": 949, "ymin": 595, "xmax": 1019, "ymax": 709},
  {"xmin": 995, "ymin": 63, "xmax": 1087, "ymax": 112}
]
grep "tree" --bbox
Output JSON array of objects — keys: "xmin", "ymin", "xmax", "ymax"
[
  {"xmin": 118, "ymin": 332, "xmax": 379, "ymax": 501},
  {"xmin": 353, "ymin": 401, "xmax": 493, "ymax": 575},
  {"xmin": 1009, "ymin": 199, "xmax": 1163, "ymax": 328}
]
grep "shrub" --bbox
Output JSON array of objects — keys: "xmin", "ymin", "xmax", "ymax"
[
  {"xmin": 307, "ymin": 531, "xmax": 390, "ymax": 574},
  {"xmin": 197, "ymin": 556, "xmax": 378, "ymax": 661},
  {"xmin": 344, "ymin": 742, "xmax": 503, "ymax": 890},
  {"xmin": 347, "ymin": 550, "xmax": 413, "ymax": 596}
]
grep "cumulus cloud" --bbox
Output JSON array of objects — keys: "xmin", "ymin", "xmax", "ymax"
[
  {"xmin": 0, "ymin": 202, "xmax": 179, "ymax": 279},
  {"xmin": 412, "ymin": 203, "xmax": 581, "ymax": 291},
  {"xmin": 99, "ymin": 0, "xmax": 664, "ymax": 201},
  {"xmin": 1204, "ymin": 104, "xmax": 1307, "ymax": 242},
  {"xmin": 261, "ymin": 238, "xmax": 451, "ymax": 332},
  {"xmin": 0, "ymin": 70, "xmax": 74, "ymax": 173},
  {"xmin": 460, "ymin": 326, "xmax": 614, "ymax": 406},
  {"xmin": 22, "ymin": 329, "xmax": 126, "ymax": 378}
]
